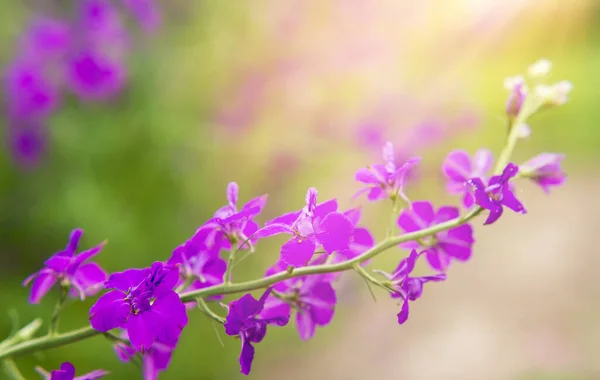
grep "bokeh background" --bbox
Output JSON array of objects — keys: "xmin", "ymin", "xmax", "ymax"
[{"xmin": 1, "ymin": 0, "xmax": 599, "ymax": 379}]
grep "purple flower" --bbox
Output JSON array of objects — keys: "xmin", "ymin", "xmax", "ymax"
[
  {"xmin": 23, "ymin": 229, "xmax": 107, "ymax": 304},
  {"xmin": 376, "ymin": 249, "xmax": 446, "ymax": 324},
  {"xmin": 254, "ymin": 188, "xmax": 354, "ymax": 267},
  {"xmin": 521, "ymin": 153, "xmax": 566, "ymax": 193},
  {"xmin": 113, "ymin": 329, "xmax": 174, "ymax": 380},
  {"xmin": 259, "ymin": 265, "xmax": 336, "ymax": 341},
  {"xmin": 122, "ymin": 0, "xmax": 162, "ymax": 33},
  {"xmin": 18, "ymin": 17, "xmax": 71, "ymax": 61},
  {"xmin": 468, "ymin": 163, "xmax": 527, "ymax": 225},
  {"xmin": 167, "ymin": 228, "xmax": 226, "ymax": 295},
  {"xmin": 7, "ymin": 119, "xmax": 47, "ymax": 168},
  {"xmin": 336, "ymin": 207, "xmax": 375, "ymax": 262},
  {"xmin": 442, "ymin": 149, "xmax": 493, "ymax": 207},
  {"xmin": 4, "ymin": 60, "xmax": 60, "ymax": 120},
  {"xmin": 66, "ymin": 50, "xmax": 125, "ymax": 101},
  {"xmin": 354, "ymin": 142, "xmax": 420, "ymax": 202},
  {"xmin": 78, "ymin": 0, "xmax": 129, "ymax": 47},
  {"xmin": 397, "ymin": 201, "xmax": 474, "ymax": 271},
  {"xmin": 504, "ymin": 75, "xmax": 527, "ymax": 120},
  {"xmin": 199, "ymin": 182, "xmax": 267, "ymax": 251},
  {"xmin": 224, "ymin": 289, "xmax": 289, "ymax": 375},
  {"xmin": 89, "ymin": 262, "xmax": 188, "ymax": 351},
  {"xmin": 35, "ymin": 361, "xmax": 108, "ymax": 380}
]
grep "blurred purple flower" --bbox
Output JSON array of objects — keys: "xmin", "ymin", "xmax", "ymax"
[
  {"xmin": 35, "ymin": 361, "xmax": 108, "ymax": 380},
  {"xmin": 89, "ymin": 262, "xmax": 188, "ymax": 351},
  {"xmin": 521, "ymin": 153, "xmax": 566, "ymax": 193},
  {"xmin": 468, "ymin": 163, "xmax": 526, "ymax": 225},
  {"xmin": 504, "ymin": 75, "xmax": 527, "ymax": 120},
  {"xmin": 397, "ymin": 201, "xmax": 474, "ymax": 271},
  {"xmin": 66, "ymin": 50, "xmax": 126, "ymax": 101},
  {"xmin": 354, "ymin": 142, "xmax": 420, "ymax": 202},
  {"xmin": 19, "ymin": 17, "xmax": 71, "ymax": 61},
  {"xmin": 122, "ymin": 0, "xmax": 162, "ymax": 33},
  {"xmin": 4, "ymin": 61, "xmax": 60, "ymax": 120},
  {"xmin": 7, "ymin": 119, "xmax": 47, "ymax": 168},
  {"xmin": 442, "ymin": 149, "xmax": 494, "ymax": 208},
  {"xmin": 224, "ymin": 289, "xmax": 289, "ymax": 375},
  {"xmin": 23, "ymin": 228, "xmax": 107, "ymax": 304},
  {"xmin": 375, "ymin": 249, "xmax": 446, "ymax": 324}
]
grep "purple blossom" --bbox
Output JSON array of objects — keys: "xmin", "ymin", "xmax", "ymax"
[
  {"xmin": 442, "ymin": 149, "xmax": 493, "ymax": 208},
  {"xmin": 4, "ymin": 60, "xmax": 60, "ymax": 120},
  {"xmin": 18, "ymin": 17, "xmax": 71, "ymax": 62},
  {"xmin": 167, "ymin": 228, "xmax": 226, "ymax": 296},
  {"xmin": 376, "ymin": 249, "xmax": 446, "ymax": 324},
  {"xmin": 113, "ymin": 330, "xmax": 174, "ymax": 380},
  {"xmin": 66, "ymin": 50, "xmax": 126, "ymax": 101},
  {"xmin": 468, "ymin": 163, "xmax": 526, "ymax": 225},
  {"xmin": 78, "ymin": 0, "xmax": 129, "ymax": 47},
  {"xmin": 331, "ymin": 207, "xmax": 375, "ymax": 263},
  {"xmin": 397, "ymin": 201, "xmax": 474, "ymax": 271},
  {"xmin": 122, "ymin": 0, "xmax": 162, "ymax": 33},
  {"xmin": 504, "ymin": 75, "xmax": 527, "ymax": 120},
  {"xmin": 254, "ymin": 188, "xmax": 354, "ymax": 267},
  {"xmin": 23, "ymin": 229, "xmax": 107, "ymax": 304},
  {"xmin": 224, "ymin": 289, "xmax": 289, "ymax": 375},
  {"xmin": 259, "ymin": 264, "xmax": 336, "ymax": 341},
  {"xmin": 354, "ymin": 142, "xmax": 420, "ymax": 202},
  {"xmin": 198, "ymin": 182, "xmax": 267, "ymax": 251},
  {"xmin": 7, "ymin": 119, "xmax": 47, "ymax": 168},
  {"xmin": 89, "ymin": 262, "xmax": 188, "ymax": 351},
  {"xmin": 34, "ymin": 361, "xmax": 108, "ymax": 380},
  {"xmin": 521, "ymin": 153, "xmax": 566, "ymax": 193}
]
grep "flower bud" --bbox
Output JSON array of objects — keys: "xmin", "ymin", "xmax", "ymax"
[
  {"xmin": 535, "ymin": 81, "xmax": 573, "ymax": 106},
  {"xmin": 504, "ymin": 75, "xmax": 527, "ymax": 120},
  {"xmin": 528, "ymin": 59, "xmax": 552, "ymax": 77},
  {"xmin": 521, "ymin": 153, "xmax": 566, "ymax": 193}
]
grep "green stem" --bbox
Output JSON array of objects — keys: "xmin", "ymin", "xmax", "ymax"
[
  {"xmin": 2, "ymin": 359, "xmax": 25, "ymax": 380},
  {"xmin": 0, "ymin": 326, "xmax": 99, "ymax": 360},
  {"xmin": 196, "ymin": 299, "xmax": 226, "ymax": 324},
  {"xmin": 49, "ymin": 285, "xmax": 68, "ymax": 335},
  {"xmin": 223, "ymin": 242, "xmax": 238, "ymax": 285},
  {"xmin": 0, "ymin": 319, "xmax": 43, "ymax": 352}
]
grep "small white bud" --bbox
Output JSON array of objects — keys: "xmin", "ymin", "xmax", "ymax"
[{"xmin": 528, "ymin": 59, "xmax": 552, "ymax": 77}]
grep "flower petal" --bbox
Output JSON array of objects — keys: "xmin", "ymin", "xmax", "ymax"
[
  {"xmin": 29, "ymin": 271, "xmax": 57, "ymax": 304},
  {"xmin": 296, "ymin": 310, "xmax": 316, "ymax": 341},
  {"xmin": 397, "ymin": 300, "xmax": 410, "ymax": 324},
  {"xmin": 71, "ymin": 262, "xmax": 108, "ymax": 298},
  {"xmin": 316, "ymin": 212, "xmax": 354, "ymax": 254},
  {"xmin": 239, "ymin": 338, "xmax": 255, "ymax": 375},
  {"xmin": 501, "ymin": 188, "xmax": 526, "ymax": 213},
  {"xmin": 226, "ymin": 182, "xmax": 239, "ymax": 207},
  {"xmin": 89, "ymin": 290, "xmax": 130, "ymax": 331},
  {"xmin": 253, "ymin": 223, "xmax": 292, "ymax": 239},
  {"xmin": 126, "ymin": 313, "xmax": 157, "ymax": 351},
  {"xmin": 442, "ymin": 150, "xmax": 472, "ymax": 182},
  {"xmin": 280, "ymin": 237, "xmax": 316, "ymax": 267},
  {"xmin": 105, "ymin": 268, "xmax": 150, "ymax": 292},
  {"xmin": 483, "ymin": 205, "xmax": 503, "ymax": 225}
]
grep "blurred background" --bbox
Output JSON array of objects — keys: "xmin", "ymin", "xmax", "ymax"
[{"xmin": 1, "ymin": 0, "xmax": 599, "ymax": 379}]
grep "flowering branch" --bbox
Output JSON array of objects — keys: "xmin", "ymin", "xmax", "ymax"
[
  {"xmin": 1, "ymin": 59, "xmax": 571, "ymax": 378},
  {"xmin": 0, "ymin": 206, "xmax": 479, "ymax": 361}
]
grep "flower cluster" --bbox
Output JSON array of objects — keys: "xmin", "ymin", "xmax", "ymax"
[
  {"xmin": 3, "ymin": 60, "xmax": 570, "ymax": 378},
  {"xmin": 4, "ymin": 0, "xmax": 161, "ymax": 167}
]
